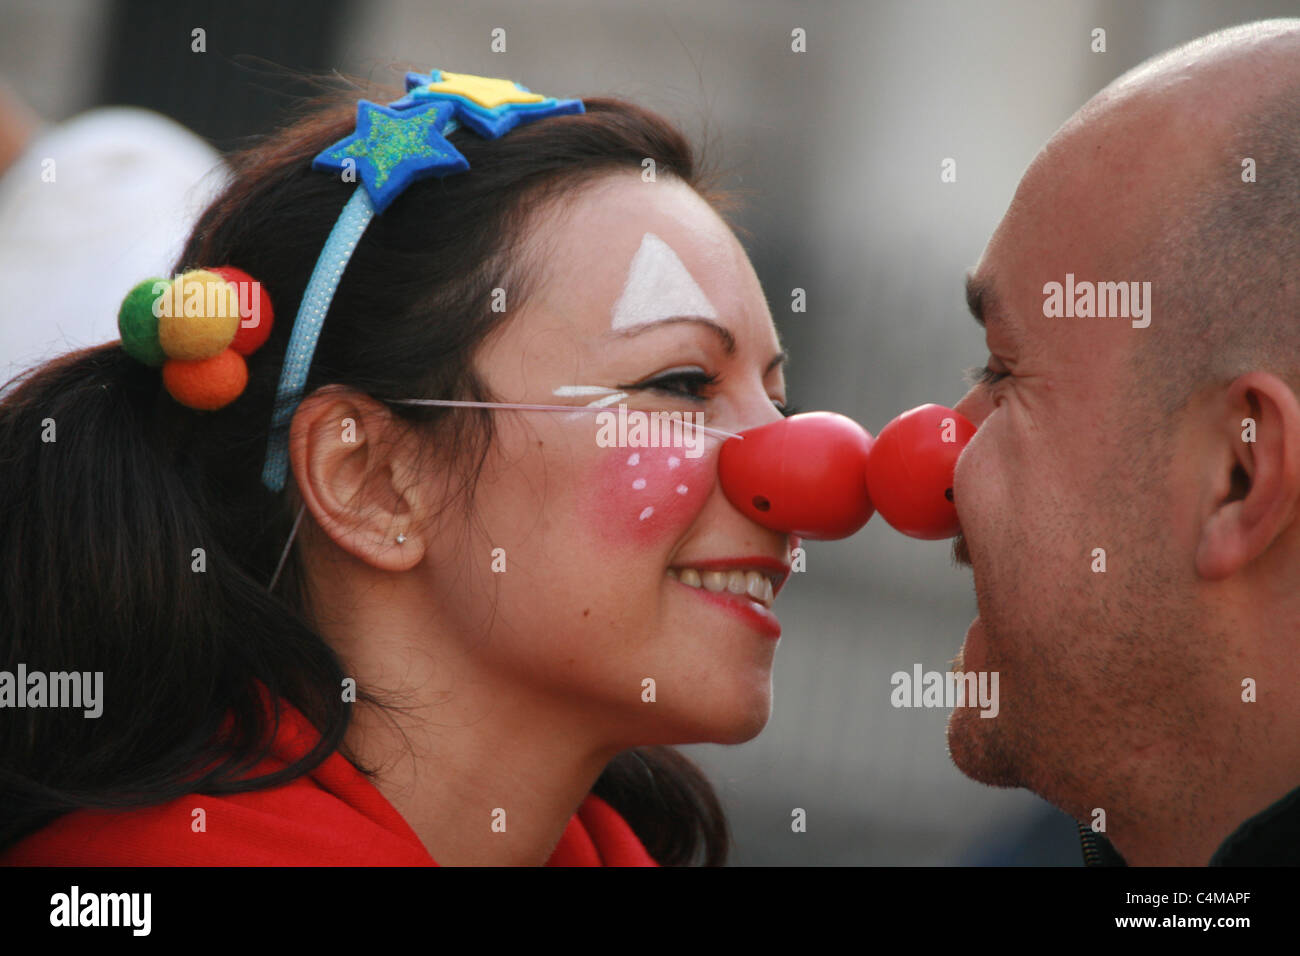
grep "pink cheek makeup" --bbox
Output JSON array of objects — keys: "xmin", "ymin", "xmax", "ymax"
[
  {"xmin": 584, "ymin": 438, "xmax": 785, "ymax": 640},
  {"xmin": 588, "ymin": 443, "xmax": 717, "ymax": 546}
]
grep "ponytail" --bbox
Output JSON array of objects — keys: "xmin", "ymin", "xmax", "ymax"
[{"xmin": 0, "ymin": 344, "xmax": 350, "ymax": 848}]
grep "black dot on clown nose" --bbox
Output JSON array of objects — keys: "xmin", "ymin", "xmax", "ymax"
[
  {"xmin": 944, "ymin": 488, "xmax": 954, "ymax": 502},
  {"xmin": 753, "ymin": 496, "xmax": 771, "ymax": 512}
]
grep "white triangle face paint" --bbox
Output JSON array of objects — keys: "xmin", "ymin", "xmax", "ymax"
[{"xmin": 610, "ymin": 233, "xmax": 718, "ymax": 330}]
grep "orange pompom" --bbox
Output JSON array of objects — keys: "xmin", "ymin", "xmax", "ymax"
[
  {"xmin": 162, "ymin": 349, "xmax": 248, "ymax": 411},
  {"xmin": 157, "ymin": 269, "xmax": 241, "ymax": 360},
  {"xmin": 210, "ymin": 265, "xmax": 275, "ymax": 355}
]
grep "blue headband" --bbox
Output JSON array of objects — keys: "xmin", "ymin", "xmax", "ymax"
[{"xmin": 259, "ymin": 69, "xmax": 585, "ymax": 492}]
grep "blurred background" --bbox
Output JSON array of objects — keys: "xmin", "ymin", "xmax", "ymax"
[{"xmin": 2, "ymin": 0, "xmax": 1297, "ymax": 864}]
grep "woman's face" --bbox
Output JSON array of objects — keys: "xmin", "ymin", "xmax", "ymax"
[{"xmin": 422, "ymin": 170, "xmax": 793, "ymax": 748}]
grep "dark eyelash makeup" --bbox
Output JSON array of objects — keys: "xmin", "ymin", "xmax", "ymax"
[
  {"xmin": 620, "ymin": 369, "xmax": 721, "ymax": 401},
  {"xmin": 619, "ymin": 368, "xmax": 792, "ymax": 415}
]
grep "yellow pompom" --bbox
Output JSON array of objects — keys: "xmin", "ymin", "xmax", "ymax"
[
  {"xmin": 157, "ymin": 269, "xmax": 240, "ymax": 360},
  {"xmin": 162, "ymin": 350, "xmax": 248, "ymax": 411}
]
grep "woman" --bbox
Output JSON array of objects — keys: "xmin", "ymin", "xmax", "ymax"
[{"xmin": 0, "ymin": 70, "xmax": 796, "ymax": 866}]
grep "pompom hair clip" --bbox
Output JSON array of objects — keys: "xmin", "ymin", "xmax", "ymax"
[{"xmin": 117, "ymin": 266, "xmax": 275, "ymax": 410}]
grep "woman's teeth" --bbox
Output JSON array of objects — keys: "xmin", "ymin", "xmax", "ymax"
[{"xmin": 666, "ymin": 567, "xmax": 775, "ymax": 608}]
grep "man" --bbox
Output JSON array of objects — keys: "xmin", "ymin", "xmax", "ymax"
[{"xmin": 946, "ymin": 19, "xmax": 1300, "ymax": 866}]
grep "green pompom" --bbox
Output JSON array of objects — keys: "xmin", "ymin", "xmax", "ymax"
[{"xmin": 118, "ymin": 278, "xmax": 168, "ymax": 367}]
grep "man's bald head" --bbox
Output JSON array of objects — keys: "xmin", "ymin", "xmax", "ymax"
[{"xmin": 1125, "ymin": 20, "xmax": 1300, "ymax": 416}]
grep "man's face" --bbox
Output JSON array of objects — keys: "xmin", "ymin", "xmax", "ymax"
[{"xmin": 943, "ymin": 101, "xmax": 1225, "ymax": 818}]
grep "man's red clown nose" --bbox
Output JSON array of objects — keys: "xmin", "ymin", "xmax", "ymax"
[{"xmin": 717, "ymin": 404, "xmax": 975, "ymax": 541}]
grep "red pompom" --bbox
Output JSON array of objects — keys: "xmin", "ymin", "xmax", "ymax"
[{"xmin": 210, "ymin": 265, "xmax": 274, "ymax": 355}]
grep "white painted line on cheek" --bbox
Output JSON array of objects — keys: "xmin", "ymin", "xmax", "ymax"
[
  {"xmin": 551, "ymin": 385, "xmax": 628, "ymax": 418},
  {"xmin": 553, "ymin": 385, "xmax": 621, "ymax": 397},
  {"xmin": 610, "ymin": 232, "xmax": 719, "ymax": 330}
]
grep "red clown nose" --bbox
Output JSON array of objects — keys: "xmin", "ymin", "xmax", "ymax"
[
  {"xmin": 717, "ymin": 411, "xmax": 875, "ymax": 540},
  {"xmin": 717, "ymin": 405, "xmax": 974, "ymax": 541},
  {"xmin": 864, "ymin": 404, "xmax": 975, "ymax": 539}
]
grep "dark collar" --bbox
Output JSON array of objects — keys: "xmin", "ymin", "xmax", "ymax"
[
  {"xmin": 1209, "ymin": 785, "xmax": 1300, "ymax": 866},
  {"xmin": 1078, "ymin": 785, "xmax": 1300, "ymax": 865}
]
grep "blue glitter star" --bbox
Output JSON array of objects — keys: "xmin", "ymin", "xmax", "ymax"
[
  {"xmin": 390, "ymin": 69, "xmax": 585, "ymax": 138},
  {"xmin": 311, "ymin": 99, "xmax": 468, "ymax": 214}
]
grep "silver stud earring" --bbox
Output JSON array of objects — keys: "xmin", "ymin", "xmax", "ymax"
[{"xmin": 395, "ymin": 533, "xmax": 407, "ymax": 545}]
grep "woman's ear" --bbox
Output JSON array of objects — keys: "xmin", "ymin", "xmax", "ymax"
[
  {"xmin": 288, "ymin": 385, "xmax": 426, "ymax": 572},
  {"xmin": 1195, "ymin": 371, "xmax": 1300, "ymax": 580}
]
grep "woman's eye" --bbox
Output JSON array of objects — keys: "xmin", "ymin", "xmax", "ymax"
[
  {"xmin": 964, "ymin": 364, "xmax": 1010, "ymax": 387},
  {"xmin": 618, "ymin": 367, "xmax": 790, "ymax": 413},
  {"xmin": 621, "ymin": 367, "xmax": 721, "ymax": 401}
]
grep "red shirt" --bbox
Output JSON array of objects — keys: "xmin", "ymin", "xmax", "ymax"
[{"xmin": 1, "ymin": 699, "xmax": 659, "ymax": 867}]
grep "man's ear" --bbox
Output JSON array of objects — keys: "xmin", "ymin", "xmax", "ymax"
[
  {"xmin": 1196, "ymin": 371, "xmax": 1300, "ymax": 580},
  {"xmin": 288, "ymin": 385, "xmax": 426, "ymax": 572}
]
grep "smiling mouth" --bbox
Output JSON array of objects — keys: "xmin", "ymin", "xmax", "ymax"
[{"xmin": 666, "ymin": 567, "xmax": 779, "ymax": 609}]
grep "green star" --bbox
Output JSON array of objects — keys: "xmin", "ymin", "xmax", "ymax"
[{"xmin": 338, "ymin": 110, "xmax": 442, "ymax": 188}]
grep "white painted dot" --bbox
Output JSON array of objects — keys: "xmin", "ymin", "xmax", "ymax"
[
  {"xmin": 627, "ymin": 453, "xmax": 640, "ymax": 466},
  {"xmin": 639, "ymin": 506, "xmax": 654, "ymax": 521},
  {"xmin": 667, "ymin": 456, "xmax": 681, "ymax": 469},
  {"xmin": 676, "ymin": 484, "xmax": 688, "ymax": 495},
  {"xmin": 632, "ymin": 478, "xmax": 646, "ymax": 490}
]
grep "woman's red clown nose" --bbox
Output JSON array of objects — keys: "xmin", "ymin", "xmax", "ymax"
[{"xmin": 717, "ymin": 404, "xmax": 976, "ymax": 541}]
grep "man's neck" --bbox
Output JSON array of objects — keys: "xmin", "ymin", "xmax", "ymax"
[{"xmin": 1101, "ymin": 743, "xmax": 1300, "ymax": 865}]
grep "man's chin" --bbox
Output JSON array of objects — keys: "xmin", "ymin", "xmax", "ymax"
[
  {"xmin": 946, "ymin": 701, "xmax": 1024, "ymax": 789},
  {"xmin": 946, "ymin": 614, "xmax": 1024, "ymax": 787}
]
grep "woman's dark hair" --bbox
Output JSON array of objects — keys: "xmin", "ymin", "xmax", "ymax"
[{"xmin": 0, "ymin": 77, "xmax": 738, "ymax": 864}]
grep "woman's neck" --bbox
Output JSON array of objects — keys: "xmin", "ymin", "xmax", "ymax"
[{"xmin": 328, "ymin": 611, "xmax": 621, "ymax": 866}]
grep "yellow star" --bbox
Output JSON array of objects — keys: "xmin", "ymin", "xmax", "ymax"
[{"xmin": 421, "ymin": 71, "xmax": 545, "ymax": 109}]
